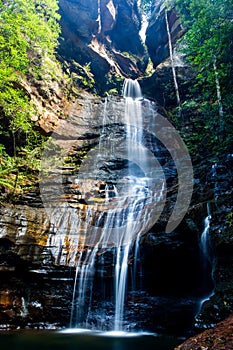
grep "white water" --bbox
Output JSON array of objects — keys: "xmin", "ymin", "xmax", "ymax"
[
  {"xmin": 41, "ymin": 78, "xmax": 167, "ymax": 332},
  {"xmin": 132, "ymin": 233, "xmax": 142, "ymax": 291},
  {"xmin": 137, "ymin": 0, "xmax": 149, "ymax": 43},
  {"xmin": 97, "ymin": 0, "xmax": 101, "ymax": 34},
  {"xmin": 200, "ymin": 203, "xmax": 211, "ymax": 259},
  {"xmin": 68, "ymin": 79, "xmax": 161, "ymax": 331},
  {"xmin": 122, "ymin": 79, "xmax": 143, "ymax": 100},
  {"xmin": 113, "ymin": 79, "xmax": 145, "ymax": 330},
  {"xmin": 196, "ymin": 203, "xmax": 214, "ymax": 318}
]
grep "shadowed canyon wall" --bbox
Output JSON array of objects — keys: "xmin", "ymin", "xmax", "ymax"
[{"xmin": 58, "ymin": 0, "xmax": 148, "ymax": 92}]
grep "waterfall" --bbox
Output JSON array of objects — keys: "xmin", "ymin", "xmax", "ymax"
[
  {"xmin": 195, "ymin": 203, "xmax": 214, "ymax": 319},
  {"xmin": 122, "ymin": 78, "xmax": 143, "ymax": 100},
  {"xmin": 67, "ymin": 78, "xmax": 164, "ymax": 331},
  {"xmin": 39, "ymin": 74, "xmax": 196, "ymax": 333},
  {"xmin": 111, "ymin": 79, "xmax": 144, "ymax": 330},
  {"xmin": 131, "ymin": 233, "xmax": 142, "ymax": 291},
  {"xmin": 114, "ymin": 244, "xmax": 130, "ymax": 331},
  {"xmin": 200, "ymin": 203, "xmax": 211, "ymax": 260},
  {"xmin": 38, "ymin": 70, "xmax": 195, "ymax": 333}
]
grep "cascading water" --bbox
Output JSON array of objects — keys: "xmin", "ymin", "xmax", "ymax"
[
  {"xmin": 200, "ymin": 203, "xmax": 211, "ymax": 260},
  {"xmin": 37, "ymin": 71, "xmax": 193, "ymax": 336},
  {"xmin": 131, "ymin": 233, "xmax": 142, "ymax": 291},
  {"xmin": 66, "ymin": 78, "xmax": 165, "ymax": 331},
  {"xmin": 114, "ymin": 79, "xmax": 143, "ymax": 331},
  {"xmin": 196, "ymin": 203, "xmax": 214, "ymax": 317}
]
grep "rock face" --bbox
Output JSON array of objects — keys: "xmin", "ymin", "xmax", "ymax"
[
  {"xmin": 193, "ymin": 155, "xmax": 233, "ymax": 329},
  {"xmin": 57, "ymin": 0, "xmax": 186, "ymax": 97},
  {"xmin": 146, "ymin": 0, "xmax": 184, "ymax": 68},
  {"xmin": 0, "ymin": 93, "xmax": 186, "ymax": 267},
  {"xmin": 140, "ymin": 1, "xmax": 191, "ymax": 107},
  {"xmin": 57, "ymin": 0, "xmax": 188, "ymax": 103},
  {"xmin": 140, "ymin": 61, "xmax": 194, "ymax": 106},
  {"xmin": 58, "ymin": 0, "xmax": 148, "ymax": 92},
  {"xmin": 175, "ymin": 315, "xmax": 233, "ymax": 350},
  {"xmin": 0, "ymin": 205, "xmax": 73, "ymax": 328},
  {"xmin": 0, "ymin": 98, "xmax": 232, "ymax": 336},
  {"xmin": 0, "ymin": 94, "xmax": 196, "ymax": 331},
  {"xmin": 138, "ymin": 0, "xmax": 191, "ymax": 109},
  {"xmin": 25, "ymin": 72, "xmax": 74, "ymax": 135}
]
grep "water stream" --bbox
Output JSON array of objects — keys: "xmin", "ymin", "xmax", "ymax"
[
  {"xmin": 68, "ymin": 79, "xmax": 165, "ymax": 331},
  {"xmin": 38, "ymin": 77, "xmax": 194, "ymax": 338},
  {"xmin": 200, "ymin": 203, "xmax": 211, "ymax": 260},
  {"xmin": 195, "ymin": 203, "xmax": 214, "ymax": 317},
  {"xmin": 0, "ymin": 79, "xmax": 203, "ymax": 348}
]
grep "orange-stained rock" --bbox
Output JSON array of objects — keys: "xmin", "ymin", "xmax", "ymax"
[
  {"xmin": 175, "ymin": 315, "xmax": 233, "ymax": 350},
  {"xmin": 0, "ymin": 291, "xmax": 11, "ymax": 308}
]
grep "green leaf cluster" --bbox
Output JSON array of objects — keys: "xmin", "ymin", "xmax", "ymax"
[
  {"xmin": 0, "ymin": 0, "xmax": 61, "ymax": 122},
  {"xmin": 169, "ymin": 0, "xmax": 233, "ymax": 155},
  {"xmin": 0, "ymin": 145, "xmax": 16, "ymax": 191},
  {"xmin": 0, "ymin": 0, "xmax": 61, "ymax": 198}
]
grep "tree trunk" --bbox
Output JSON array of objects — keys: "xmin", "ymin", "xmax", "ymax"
[
  {"xmin": 165, "ymin": 8, "xmax": 181, "ymax": 108},
  {"xmin": 97, "ymin": 0, "xmax": 101, "ymax": 34},
  {"xmin": 213, "ymin": 57, "xmax": 224, "ymax": 119}
]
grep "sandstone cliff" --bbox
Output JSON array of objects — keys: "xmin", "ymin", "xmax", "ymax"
[{"xmin": 58, "ymin": 0, "xmax": 148, "ymax": 93}]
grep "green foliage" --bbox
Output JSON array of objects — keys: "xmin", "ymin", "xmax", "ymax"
[
  {"xmin": 173, "ymin": 0, "xmax": 233, "ymax": 98},
  {"xmin": 69, "ymin": 61, "xmax": 95, "ymax": 91},
  {"xmin": 0, "ymin": 0, "xmax": 60, "ymax": 77},
  {"xmin": 107, "ymin": 88, "xmax": 118, "ymax": 96},
  {"xmin": 0, "ymin": 0, "xmax": 61, "ymax": 123},
  {"xmin": 1, "ymin": 0, "xmax": 60, "ymax": 56},
  {"xmin": 227, "ymin": 211, "xmax": 233, "ymax": 227},
  {"xmin": 0, "ymin": 134, "xmax": 47, "ymax": 199},
  {"xmin": 0, "ymin": 147, "xmax": 16, "ymax": 191},
  {"xmin": 0, "ymin": 87, "xmax": 34, "ymax": 132},
  {"xmin": 104, "ymin": 72, "xmax": 124, "ymax": 96},
  {"xmin": 0, "ymin": 0, "xmax": 61, "ymax": 197},
  {"xmin": 168, "ymin": 0, "xmax": 233, "ymax": 155}
]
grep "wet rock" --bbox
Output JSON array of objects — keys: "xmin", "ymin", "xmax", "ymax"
[
  {"xmin": 178, "ymin": 154, "xmax": 233, "ymax": 336},
  {"xmin": 175, "ymin": 314, "xmax": 233, "ymax": 349},
  {"xmin": 126, "ymin": 292, "xmax": 197, "ymax": 336},
  {"xmin": 0, "ymin": 270, "xmax": 74, "ymax": 329},
  {"xmin": 140, "ymin": 228, "xmax": 208, "ymax": 298}
]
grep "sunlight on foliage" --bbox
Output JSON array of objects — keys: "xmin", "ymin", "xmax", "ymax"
[{"xmin": 0, "ymin": 0, "xmax": 61, "ymax": 197}]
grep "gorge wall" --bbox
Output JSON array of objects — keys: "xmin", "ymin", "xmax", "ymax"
[
  {"xmin": 58, "ymin": 0, "xmax": 148, "ymax": 93},
  {"xmin": 57, "ymin": 0, "xmax": 188, "ymax": 100},
  {"xmin": 31, "ymin": 0, "xmax": 187, "ymax": 136},
  {"xmin": 0, "ymin": 0, "xmax": 232, "ymax": 342}
]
